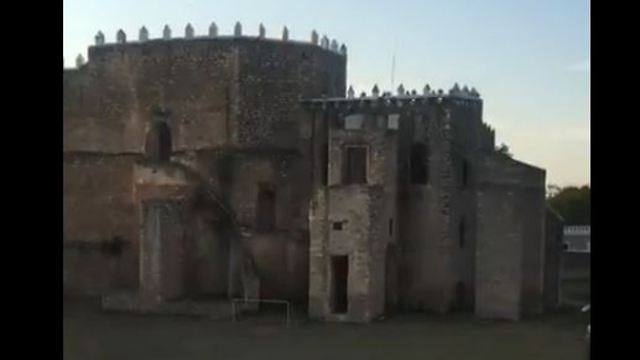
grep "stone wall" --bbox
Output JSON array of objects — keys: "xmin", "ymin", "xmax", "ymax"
[
  {"xmin": 64, "ymin": 38, "xmax": 345, "ymax": 154},
  {"xmin": 475, "ymin": 184, "xmax": 523, "ymax": 320},
  {"xmin": 449, "ymin": 98, "xmax": 483, "ymax": 311},
  {"xmin": 520, "ymin": 187, "xmax": 546, "ymax": 316},
  {"xmin": 475, "ymin": 153, "xmax": 546, "ymax": 320},
  {"xmin": 243, "ymin": 232, "xmax": 309, "ymax": 304},
  {"xmin": 396, "ymin": 102, "xmax": 457, "ymax": 313},
  {"xmin": 304, "ymin": 95, "xmax": 489, "ymax": 316},
  {"xmin": 64, "ymin": 32, "xmax": 554, "ymax": 321},
  {"xmin": 140, "ymin": 200, "xmax": 185, "ymax": 303},
  {"xmin": 308, "ymin": 188, "xmax": 329, "ymax": 318},
  {"xmin": 308, "ymin": 185, "xmax": 390, "ymax": 322},
  {"xmin": 544, "ymin": 207, "xmax": 564, "ymax": 309},
  {"xmin": 308, "ymin": 111, "xmax": 397, "ymax": 322},
  {"xmin": 63, "ymin": 37, "xmax": 345, "ymax": 298},
  {"xmin": 63, "ymin": 154, "xmax": 140, "ymax": 295}
]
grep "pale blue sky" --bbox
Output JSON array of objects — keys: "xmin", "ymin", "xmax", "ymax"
[{"xmin": 63, "ymin": 0, "xmax": 589, "ymax": 186}]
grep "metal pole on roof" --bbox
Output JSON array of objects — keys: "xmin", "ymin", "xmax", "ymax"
[{"xmin": 391, "ymin": 38, "xmax": 396, "ymax": 90}]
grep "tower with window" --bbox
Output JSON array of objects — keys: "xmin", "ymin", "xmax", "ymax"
[{"xmin": 308, "ymin": 106, "xmax": 399, "ymax": 323}]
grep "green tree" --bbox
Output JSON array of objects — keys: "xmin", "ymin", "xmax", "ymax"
[{"xmin": 547, "ymin": 185, "xmax": 590, "ymax": 225}]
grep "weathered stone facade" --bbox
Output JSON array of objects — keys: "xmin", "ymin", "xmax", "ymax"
[
  {"xmin": 63, "ymin": 24, "xmax": 557, "ymax": 322},
  {"xmin": 544, "ymin": 207, "xmax": 564, "ymax": 310},
  {"xmin": 64, "ymin": 27, "xmax": 344, "ymax": 306},
  {"xmin": 474, "ymin": 154, "xmax": 546, "ymax": 320}
]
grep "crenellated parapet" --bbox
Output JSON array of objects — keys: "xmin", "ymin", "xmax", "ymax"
[
  {"xmin": 68, "ymin": 22, "xmax": 347, "ymax": 69},
  {"xmin": 304, "ymin": 83, "xmax": 482, "ymax": 111},
  {"xmin": 479, "ymin": 122, "xmax": 496, "ymax": 150},
  {"xmin": 64, "ymin": 21, "xmax": 348, "ymax": 152},
  {"xmin": 448, "ymin": 83, "xmax": 481, "ymax": 99}
]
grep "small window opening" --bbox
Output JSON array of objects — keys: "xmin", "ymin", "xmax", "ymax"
[
  {"xmin": 344, "ymin": 146, "xmax": 367, "ymax": 184},
  {"xmin": 389, "ymin": 218, "xmax": 394, "ymax": 237},
  {"xmin": 410, "ymin": 142, "xmax": 429, "ymax": 184},
  {"xmin": 333, "ymin": 222, "xmax": 343, "ymax": 231},
  {"xmin": 459, "ymin": 219, "xmax": 466, "ymax": 248}
]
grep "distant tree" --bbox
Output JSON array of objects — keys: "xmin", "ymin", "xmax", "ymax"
[
  {"xmin": 495, "ymin": 143, "xmax": 513, "ymax": 157},
  {"xmin": 547, "ymin": 185, "xmax": 590, "ymax": 225}
]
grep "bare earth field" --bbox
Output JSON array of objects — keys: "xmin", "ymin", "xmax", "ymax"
[{"xmin": 64, "ymin": 299, "xmax": 588, "ymax": 360}]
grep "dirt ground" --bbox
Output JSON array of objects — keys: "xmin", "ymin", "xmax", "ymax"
[{"xmin": 64, "ymin": 299, "xmax": 588, "ymax": 360}]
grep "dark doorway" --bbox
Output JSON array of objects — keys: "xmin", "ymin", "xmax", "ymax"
[
  {"xmin": 145, "ymin": 121, "xmax": 172, "ymax": 163},
  {"xmin": 256, "ymin": 183, "xmax": 276, "ymax": 232},
  {"xmin": 344, "ymin": 146, "xmax": 367, "ymax": 184},
  {"xmin": 331, "ymin": 255, "xmax": 349, "ymax": 314},
  {"xmin": 385, "ymin": 246, "xmax": 398, "ymax": 312}
]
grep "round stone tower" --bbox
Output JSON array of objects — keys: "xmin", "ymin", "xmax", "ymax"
[{"xmin": 64, "ymin": 26, "xmax": 347, "ymax": 154}]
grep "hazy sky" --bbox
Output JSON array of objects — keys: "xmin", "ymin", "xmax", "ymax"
[{"xmin": 63, "ymin": 0, "xmax": 589, "ymax": 187}]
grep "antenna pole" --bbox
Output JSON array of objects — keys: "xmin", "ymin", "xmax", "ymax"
[
  {"xmin": 391, "ymin": 38, "xmax": 396, "ymax": 90},
  {"xmin": 391, "ymin": 52, "xmax": 396, "ymax": 90}
]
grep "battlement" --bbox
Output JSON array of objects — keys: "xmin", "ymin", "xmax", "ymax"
[
  {"xmin": 563, "ymin": 226, "xmax": 590, "ymax": 236},
  {"xmin": 67, "ymin": 22, "xmax": 347, "ymax": 69},
  {"xmin": 480, "ymin": 122, "xmax": 496, "ymax": 150},
  {"xmin": 301, "ymin": 83, "xmax": 482, "ymax": 110}
]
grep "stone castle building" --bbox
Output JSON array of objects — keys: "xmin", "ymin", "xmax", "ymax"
[{"xmin": 63, "ymin": 23, "xmax": 560, "ymax": 322}]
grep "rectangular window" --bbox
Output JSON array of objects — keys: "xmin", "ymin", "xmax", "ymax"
[
  {"xmin": 333, "ymin": 222, "xmax": 343, "ymax": 231},
  {"xmin": 389, "ymin": 218, "xmax": 394, "ymax": 237},
  {"xmin": 344, "ymin": 146, "xmax": 367, "ymax": 184},
  {"xmin": 387, "ymin": 114, "xmax": 400, "ymax": 129},
  {"xmin": 344, "ymin": 114, "xmax": 365, "ymax": 130}
]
